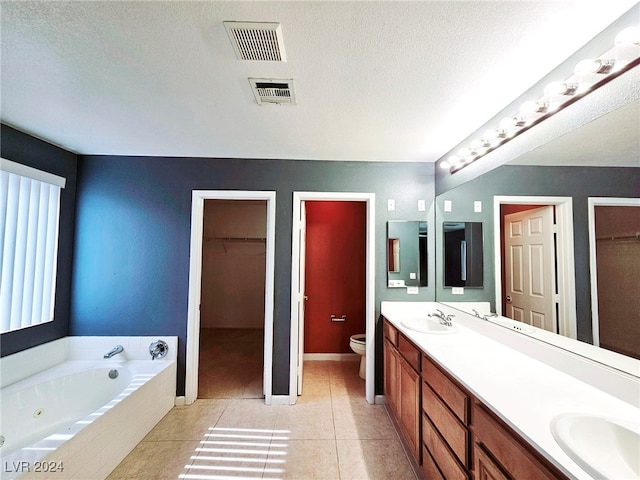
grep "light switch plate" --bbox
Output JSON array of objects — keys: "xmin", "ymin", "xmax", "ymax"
[
  {"xmin": 407, "ymin": 286, "xmax": 419, "ymax": 295},
  {"xmin": 409, "ymin": 272, "xmax": 417, "ymax": 279},
  {"xmin": 444, "ymin": 200, "xmax": 452, "ymax": 212},
  {"xmin": 452, "ymin": 287, "xmax": 464, "ymax": 295},
  {"xmin": 474, "ymin": 201, "xmax": 482, "ymax": 213},
  {"xmin": 387, "ymin": 199, "xmax": 395, "ymax": 211},
  {"xmin": 418, "ymin": 200, "xmax": 426, "ymax": 212}
]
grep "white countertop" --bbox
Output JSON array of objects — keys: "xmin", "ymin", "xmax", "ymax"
[{"xmin": 380, "ymin": 301, "xmax": 640, "ymax": 480}]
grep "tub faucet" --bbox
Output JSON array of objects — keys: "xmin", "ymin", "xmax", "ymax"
[
  {"xmin": 104, "ymin": 345, "xmax": 124, "ymax": 358},
  {"xmin": 428, "ymin": 309, "xmax": 454, "ymax": 327},
  {"xmin": 483, "ymin": 313, "xmax": 498, "ymax": 321}
]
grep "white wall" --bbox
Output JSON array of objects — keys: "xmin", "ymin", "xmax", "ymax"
[{"xmin": 200, "ymin": 200, "xmax": 267, "ymax": 329}]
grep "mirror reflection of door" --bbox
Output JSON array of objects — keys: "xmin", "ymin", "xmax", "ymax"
[
  {"xmin": 388, "ymin": 238, "xmax": 400, "ymax": 273},
  {"xmin": 502, "ymin": 205, "xmax": 557, "ymax": 333},
  {"xmin": 593, "ymin": 204, "xmax": 640, "ymax": 360}
]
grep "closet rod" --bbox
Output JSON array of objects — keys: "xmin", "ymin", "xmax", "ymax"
[
  {"xmin": 206, "ymin": 236, "xmax": 266, "ymax": 242},
  {"xmin": 595, "ymin": 233, "xmax": 640, "ymax": 242}
]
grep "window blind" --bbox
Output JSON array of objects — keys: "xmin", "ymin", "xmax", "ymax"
[{"xmin": 1, "ymin": 159, "xmax": 64, "ymax": 333}]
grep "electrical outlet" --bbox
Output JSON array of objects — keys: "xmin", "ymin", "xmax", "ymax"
[
  {"xmin": 387, "ymin": 199, "xmax": 395, "ymax": 211},
  {"xmin": 444, "ymin": 200, "xmax": 452, "ymax": 212},
  {"xmin": 407, "ymin": 286, "xmax": 419, "ymax": 295},
  {"xmin": 418, "ymin": 199, "xmax": 426, "ymax": 212},
  {"xmin": 474, "ymin": 201, "xmax": 482, "ymax": 213},
  {"xmin": 452, "ymin": 287, "xmax": 464, "ymax": 295}
]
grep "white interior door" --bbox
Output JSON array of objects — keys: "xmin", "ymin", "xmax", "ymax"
[
  {"xmin": 296, "ymin": 201, "xmax": 306, "ymax": 395},
  {"xmin": 504, "ymin": 206, "xmax": 557, "ymax": 332}
]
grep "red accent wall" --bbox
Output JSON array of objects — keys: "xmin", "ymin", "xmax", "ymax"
[{"xmin": 304, "ymin": 201, "xmax": 366, "ymax": 353}]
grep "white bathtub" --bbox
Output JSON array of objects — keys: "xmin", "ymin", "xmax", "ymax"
[{"xmin": 0, "ymin": 337, "xmax": 177, "ymax": 479}]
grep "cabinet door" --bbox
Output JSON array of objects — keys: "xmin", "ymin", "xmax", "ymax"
[
  {"xmin": 473, "ymin": 403, "xmax": 566, "ymax": 480},
  {"xmin": 384, "ymin": 339, "xmax": 399, "ymax": 410},
  {"xmin": 474, "ymin": 444, "xmax": 510, "ymax": 480},
  {"xmin": 399, "ymin": 357, "xmax": 421, "ymax": 460}
]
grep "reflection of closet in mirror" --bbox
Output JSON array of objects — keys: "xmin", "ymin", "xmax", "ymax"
[
  {"xmin": 387, "ymin": 221, "xmax": 427, "ymax": 288},
  {"xmin": 443, "ymin": 222, "xmax": 483, "ymax": 288},
  {"xmin": 589, "ymin": 198, "xmax": 640, "ymax": 360}
]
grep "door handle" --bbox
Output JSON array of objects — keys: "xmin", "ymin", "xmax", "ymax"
[{"xmin": 506, "ymin": 295, "xmax": 512, "ymax": 303}]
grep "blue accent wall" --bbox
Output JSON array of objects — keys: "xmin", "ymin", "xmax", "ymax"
[
  {"xmin": 71, "ymin": 155, "xmax": 436, "ymax": 396},
  {"xmin": 0, "ymin": 125, "xmax": 78, "ymax": 356}
]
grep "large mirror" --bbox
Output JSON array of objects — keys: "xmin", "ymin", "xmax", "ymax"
[
  {"xmin": 443, "ymin": 222, "xmax": 483, "ymax": 288},
  {"xmin": 434, "ymin": 12, "xmax": 640, "ymax": 377},
  {"xmin": 387, "ymin": 221, "xmax": 428, "ymax": 288}
]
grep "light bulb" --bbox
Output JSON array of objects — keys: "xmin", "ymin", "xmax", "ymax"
[
  {"xmin": 615, "ymin": 26, "xmax": 640, "ymax": 46},
  {"xmin": 521, "ymin": 100, "xmax": 548, "ymax": 115},
  {"xmin": 481, "ymin": 130, "xmax": 496, "ymax": 146},
  {"xmin": 544, "ymin": 82, "xmax": 578, "ymax": 96},
  {"xmin": 447, "ymin": 155, "xmax": 460, "ymax": 167},
  {"xmin": 512, "ymin": 114, "xmax": 526, "ymax": 127},
  {"xmin": 440, "ymin": 159, "xmax": 451, "ymax": 170},
  {"xmin": 458, "ymin": 147, "xmax": 471, "ymax": 159},
  {"xmin": 469, "ymin": 139, "xmax": 483, "ymax": 153},
  {"xmin": 574, "ymin": 58, "xmax": 615, "ymax": 75},
  {"xmin": 498, "ymin": 118, "xmax": 511, "ymax": 130}
]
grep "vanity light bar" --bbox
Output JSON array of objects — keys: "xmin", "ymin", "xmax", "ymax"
[{"xmin": 441, "ymin": 26, "xmax": 640, "ymax": 173}]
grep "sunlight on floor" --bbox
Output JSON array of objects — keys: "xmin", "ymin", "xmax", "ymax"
[{"xmin": 178, "ymin": 426, "xmax": 290, "ymax": 480}]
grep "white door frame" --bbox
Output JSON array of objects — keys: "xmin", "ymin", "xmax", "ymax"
[
  {"xmin": 290, "ymin": 192, "xmax": 376, "ymax": 405},
  {"xmin": 588, "ymin": 197, "xmax": 640, "ymax": 347},
  {"xmin": 185, "ymin": 190, "xmax": 276, "ymax": 405},
  {"xmin": 494, "ymin": 196, "xmax": 577, "ymax": 338}
]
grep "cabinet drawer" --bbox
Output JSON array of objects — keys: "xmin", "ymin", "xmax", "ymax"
[
  {"xmin": 383, "ymin": 319, "xmax": 398, "ymax": 346},
  {"xmin": 473, "ymin": 403, "xmax": 566, "ymax": 480},
  {"xmin": 422, "ymin": 414, "xmax": 468, "ymax": 480},
  {"xmin": 398, "ymin": 335, "xmax": 420, "ymax": 372},
  {"xmin": 422, "ymin": 445, "xmax": 445, "ymax": 480},
  {"xmin": 422, "ymin": 354, "xmax": 469, "ymax": 424},
  {"xmin": 422, "ymin": 381, "xmax": 468, "ymax": 467},
  {"xmin": 473, "ymin": 443, "xmax": 510, "ymax": 480}
]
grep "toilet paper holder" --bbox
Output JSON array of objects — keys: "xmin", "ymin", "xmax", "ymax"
[{"xmin": 330, "ymin": 315, "xmax": 347, "ymax": 322}]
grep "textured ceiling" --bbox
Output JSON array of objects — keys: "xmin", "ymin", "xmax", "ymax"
[{"xmin": 1, "ymin": 1, "xmax": 638, "ymax": 162}]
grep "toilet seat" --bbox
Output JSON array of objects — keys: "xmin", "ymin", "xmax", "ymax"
[{"xmin": 350, "ymin": 334, "xmax": 365, "ymax": 345}]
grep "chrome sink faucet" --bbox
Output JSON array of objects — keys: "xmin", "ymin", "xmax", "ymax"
[
  {"xmin": 428, "ymin": 309, "xmax": 455, "ymax": 327},
  {"xmin": 104, "ymin": 345, "xmax": 124, "ymax": 358}
]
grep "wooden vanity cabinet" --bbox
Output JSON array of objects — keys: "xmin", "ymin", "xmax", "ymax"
[
  {"xmin": 421, "ymin": 354, "xmax": 471, "ymax": 480},
  {"xmin": 383, "ymin": 320, "xmax": 421, "ymax": 461},
  {"xmin": 472, "ymin": 402, "xmax": 568, "ymax": 480},
  {"xmin": 383, "ymin": 317, "xmax": 570, "ymax": 480}
]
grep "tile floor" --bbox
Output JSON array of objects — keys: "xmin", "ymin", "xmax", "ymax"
[
  {"xmin": 198, "ymin": 328, "xmax": 264, "ymax": 399},
  {"xmin": 107, "ymin": 361, "xmax": 418, "ymax": 480}
]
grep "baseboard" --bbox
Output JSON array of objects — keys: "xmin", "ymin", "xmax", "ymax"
[
  {"xmin": 375, "ymin": 395, "xmax": 387, "ymax": 405},
  {"xmin": 303, "ymin": 353, "xmax": 359, "ymax": 361},
  {"xmin": 175, "ymin": 396, "xmax": 186, "ymax": 406}
]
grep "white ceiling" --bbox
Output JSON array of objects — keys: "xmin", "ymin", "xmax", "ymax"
[{"xmin": 1, "ymin": 0, "xmax": 638, "ymax": 162}]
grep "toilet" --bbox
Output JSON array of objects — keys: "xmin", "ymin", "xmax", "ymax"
[{"xmin": 349, "ymin": 334, "xmax": 366, "ymax": 379}]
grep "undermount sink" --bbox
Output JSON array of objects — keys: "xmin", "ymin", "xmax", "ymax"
[
  {"xmin": 400, "ymin": 317, "xmax": 458, "ymax": 334},
  {"xmin": 550, "ymin": 413, "xmax": 640, "ymax": 479}
]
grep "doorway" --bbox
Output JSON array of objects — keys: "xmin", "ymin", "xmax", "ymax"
[
  {"xmin": 588, "ymin": 197, "xmax": 640, "ymax": 359},
  {"xmin": 494, "ymin": 196, "xmax": 577, "ymax": 338},
  {"xmin": 290, "ymin": 192, "xmax": 376, "ymax": 405},
  {"xmin": 502, "ymin": 205, "xmax": 556, "ymax": 332},
  {"xmin": 198, "ymin": 200, "xmax": 267, "ymax": 399},
  {"xmin": 185, "ymin": 191, "xmax": 276, "ymax": 406}
]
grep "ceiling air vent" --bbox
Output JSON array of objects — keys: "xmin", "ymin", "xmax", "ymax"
[
  {"xmin": 224, "ymin": 21, "xmax": 287, "ymax": 62},
  {"xmin": 249, "ymin": 78, "xmax": 296, "ymax": 105}
]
